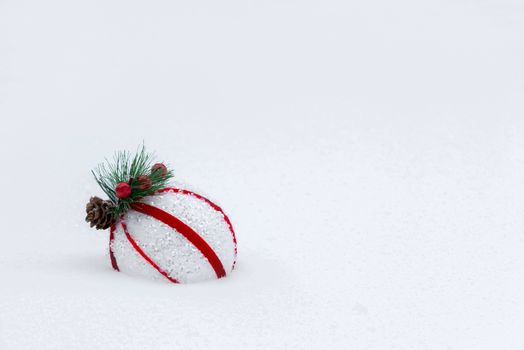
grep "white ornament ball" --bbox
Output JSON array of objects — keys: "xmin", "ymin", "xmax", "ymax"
[{"xmin": 109, "ymin": 188, "xmax": 237, "ymax": 283}]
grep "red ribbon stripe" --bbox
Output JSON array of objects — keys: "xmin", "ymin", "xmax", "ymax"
[
  {"xmin": 121, "ymin": 221, "xmax": 179, "ymax": 283},
  {"xmin": 157, "ymin": 188, "xmax": 238, "ymax": 268},
  {"xmin": 131, "ymin": 201, "xmax": 227, "ymax": 279}
]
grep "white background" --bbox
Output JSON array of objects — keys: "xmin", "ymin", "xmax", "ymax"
[{"xmin": 1, "ymin": 0, "xmax": 523, "ymax": 349}]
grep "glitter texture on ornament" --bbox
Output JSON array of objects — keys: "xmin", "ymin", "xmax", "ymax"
[{"xmin": 111, "ymin": 188, "xmax": 236, "ymax": 283}]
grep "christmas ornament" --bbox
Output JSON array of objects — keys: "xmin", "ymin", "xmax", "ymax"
[{"xmin": 85, "ymin": 146, "xmax": 237, "ymax": 283}]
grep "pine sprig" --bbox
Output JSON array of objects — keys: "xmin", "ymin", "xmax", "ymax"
[{"xmin": 92, "ymin": 145, "xmax": 174, "ymax": 216}]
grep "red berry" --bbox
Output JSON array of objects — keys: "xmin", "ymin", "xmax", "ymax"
[
  {"xmin": 151, "ymin": 163, "xmax": 168, "ymax": 176},
  {"xmin": 137, "ymin": 175, "xmax": 152, "ymax": 190},
  {"xmin": 115, "ymin": 182, "xmax": 132, "ymax": 199}
]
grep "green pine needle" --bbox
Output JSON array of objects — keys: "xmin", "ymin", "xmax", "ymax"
[{"xmin": 92, "ymin": 145, "xmax": 174, "ymax": 216}]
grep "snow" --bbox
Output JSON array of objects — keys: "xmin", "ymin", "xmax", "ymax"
[{"xmin": 1, "ymin": 0, "xmax": 523, "ymax": 348}]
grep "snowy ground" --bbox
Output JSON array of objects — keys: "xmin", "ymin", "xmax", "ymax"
[{"xmin": 1, "ymin": 0, "xmax": 524, "ymax": 349}]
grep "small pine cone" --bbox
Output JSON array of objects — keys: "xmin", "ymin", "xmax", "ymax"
[{"xmin": 85, "ymin": 196, "xmax": 116, "ymax": 230}]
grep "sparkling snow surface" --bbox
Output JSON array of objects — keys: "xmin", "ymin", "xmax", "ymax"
[
  {"xmin": 1, "ymin": 1, "xmax": 524, "ymax": 349},
  {"xmin": 112, "ymin": 190, "xmax": 235, "ymax": 283}
]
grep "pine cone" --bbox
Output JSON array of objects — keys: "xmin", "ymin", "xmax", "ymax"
[{"xmin": 85, "ymin": 196, "xmax": 116, "ymax": 230}]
